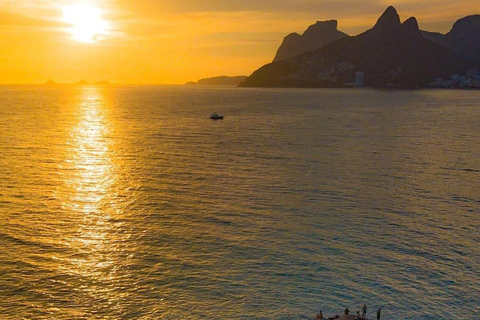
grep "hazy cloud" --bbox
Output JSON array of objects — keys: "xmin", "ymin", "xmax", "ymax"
[
  {"xmin": 110, "ymin": 0, "xmax": 478, "ymax": 36},
  {"xmin": 114, "ymin": 0, "xmax": 385, "ymax": 16},
  {"xmin": 0, "ymin": 9, "xmax": 66, "ymax": 28},
  {"xmin": 113, "ymin": 0, "xmax": 477, "ymax": 18}
]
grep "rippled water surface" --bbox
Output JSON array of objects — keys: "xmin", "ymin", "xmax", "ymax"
[{"xmin": 0, "ymin": 86, "xmax": 479, "ymax": 320}]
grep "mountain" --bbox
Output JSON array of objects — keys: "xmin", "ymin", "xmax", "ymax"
[
  {"xmin": 241, "ymin": 7, "xmax": 470, "ymax": 89},
  {"xmin": 421, "ymin": 30, "xmax": 446, "ymax": 46},
  {"xmin": 273, "ymin": 20, "xmax": 348, "ymax": 62},
  {"xmin": 446, "ymin": 15, "xmax": 480, "ymax": 60},
  {"xmin": 186, "ymin": 75, "xmax": 248, "ymax": 86},
  {"xmin": 422, "ymin": 15, "xmax": 480, "ymax": 62}
]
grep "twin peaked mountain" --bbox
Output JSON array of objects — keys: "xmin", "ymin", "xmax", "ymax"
[{"xmin": 240, "ymin": 7, "xmax": 480, "ymax": 88}]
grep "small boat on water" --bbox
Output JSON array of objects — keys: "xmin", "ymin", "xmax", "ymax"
[{"xmin": 210, "ymin": 112, "xmax": 224, "ymax": 120}]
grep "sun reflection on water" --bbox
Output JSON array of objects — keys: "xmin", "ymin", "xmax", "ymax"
[
  {"xmin": 67, "ymin": 90, "xmax": 113, "ymax": 214},
  {"xmin": 58, "ymin": 87, "xmax": 132, "ymax": 317}
]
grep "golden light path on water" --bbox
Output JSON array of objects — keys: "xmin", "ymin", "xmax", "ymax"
[
  {"xmin": 56, "ymin": 87, "xmax": 136, "ymax": 318},
  {"xmin": 65, "ymin": 87, "xmax": 114, "ymax": 263}
]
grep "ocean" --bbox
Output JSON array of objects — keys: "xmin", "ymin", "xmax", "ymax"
[{"xmin": 0, "ymin": 85, "xmax": 479, "ymax": 319}]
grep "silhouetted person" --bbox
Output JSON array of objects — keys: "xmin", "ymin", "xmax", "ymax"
[
  {"xmin": 362, "ymin": 304, "xmax": 367, "ymax": 318},
  {"xmin": 356, "ymin": 311, "xmax": 361, "ymax": 319},
  {"xmin": 315, "ymin": 310, "xmax": 324, "ymax": 320},
  {"xmin": 345, "ymin": 307, "xmax": 350, "ymax": 315},
  {"xmin": 377, "ymin": 308, "xmax": 381, "ymax": 320}
]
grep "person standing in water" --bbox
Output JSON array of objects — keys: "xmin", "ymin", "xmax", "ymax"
[
  {"xmin": 362, "ymin": 304, "xmax": 367, "ymax": 318},
  {"xmin": 315, "ymin": 310, "xmax": 324, "ymax": 320},
  {"xmin": 377, "ymin": 308, "xmax": 381, "ymax": 320}
]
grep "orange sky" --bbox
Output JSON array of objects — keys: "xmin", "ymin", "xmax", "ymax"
[{"xmin": 0, "ymin": 0, "xmax": 477, "ymax": 84}]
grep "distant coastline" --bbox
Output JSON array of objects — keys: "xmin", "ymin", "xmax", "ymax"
[
  {"xmin": 0, "ymin": 83, "xmax": 472, "ymax": 91},
  {"xmin": 186, "ymin": 75, "xmax": 248, "ymax": 86}
]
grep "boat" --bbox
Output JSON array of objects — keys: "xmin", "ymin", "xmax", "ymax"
[{"xmin": 210, "ymin": 112, "xmax": 224, "ymax": 120}]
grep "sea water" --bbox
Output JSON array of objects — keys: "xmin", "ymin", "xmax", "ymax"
[{"xmin": 0, "ymin": 85, "xmax": 479, "ymax": 320}]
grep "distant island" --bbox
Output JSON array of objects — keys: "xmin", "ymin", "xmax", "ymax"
[
  {"xmin": 44, "ymin": 80, "xmax": 111, "ymax": 85},
  {"xmin": 186, "ymin": 75, "xmax": 248, "ymax": 86},
  {"xmin": 240, "ymin": 6, "xmax": 480, "ymax": 89}
]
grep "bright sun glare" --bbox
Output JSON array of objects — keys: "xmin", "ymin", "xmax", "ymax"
[{"xmin": 62, "ymin": 4, "xmax": 110, "ymax": 43}]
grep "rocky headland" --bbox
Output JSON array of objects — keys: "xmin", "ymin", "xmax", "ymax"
[
  {"xmin": 186, "ymin": 75, "xmax": 248, "ymax": 86},
  {"xmin": 240, "ymin": 7, "xmax": 480, "ymax": 89}
]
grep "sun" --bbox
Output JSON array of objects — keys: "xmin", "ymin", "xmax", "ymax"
[{"xmin": 62, "ymin": 4, "xmax": 110, "ymax": 43}]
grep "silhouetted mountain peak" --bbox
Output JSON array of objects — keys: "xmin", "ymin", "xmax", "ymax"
[
  {"xmin": 402, "ymin": 17, "xmax": 421, "ymax": 35},
  {"xmin": 304, "ymin": 20, "xmax": 338, "ymax": 36},
  {"xmin": 383, "ymin": 6, "xmax": 399, "ymax": 16},
  {"xmin": 373, "ymin": 6, "xmax": 401, "ymax": 31},
  {"xmin": 448, "ymin": 15, "xmax": 480, "ymax": 37},
  {"xmin": 273, "ymin": 19, "xmax": 348, "ymax": 62}
]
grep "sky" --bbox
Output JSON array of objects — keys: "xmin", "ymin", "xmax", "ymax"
[{"xmin": 0, "ymin": 0, "xmax": 478, "ymax": 84}]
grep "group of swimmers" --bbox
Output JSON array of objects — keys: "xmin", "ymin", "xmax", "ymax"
[{"xmin": 314, "ymin": 304, "xmax": 381, "ymax": 320}]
